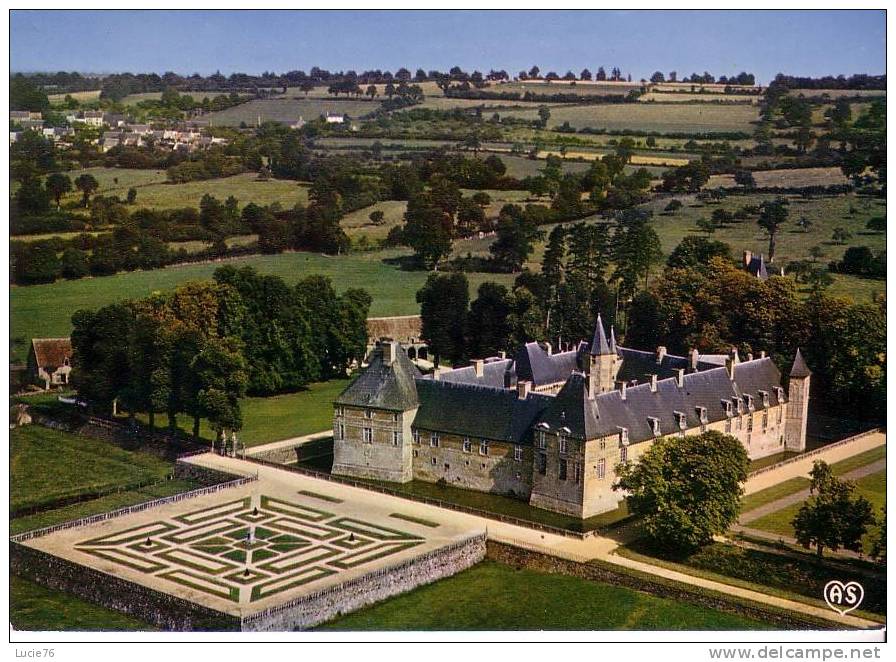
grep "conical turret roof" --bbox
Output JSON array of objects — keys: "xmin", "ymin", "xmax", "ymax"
[
  {"xmin": 590, "ymin": 313, "xmax": 611, "ymax": 356},
  {"xmin": 790, "ymin": 348, "xmax": 812, "ymax": 378}
]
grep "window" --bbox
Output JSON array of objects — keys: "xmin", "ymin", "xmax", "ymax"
[
  {"xmin": 599, "ymin": 440, "xmax": 607, "ymax": 450},
  {"xmin": 364, "ymin": 409, "xmax": 373, "ymax": 419},
  {"xmin": 559, "ymin": 458, "xmax": 568, "ymax": 481},
  {"xmin": 760, "ymin": 390, "xmax": 770, "ymax": 408},
  {"xmin": 573, "ymin": 462, "xmax": 582, "ymax": 484},
  {"xmin": 649, "ymin": 417, "xmax": 660, "ymax": 436},
  {"xmin": 775, "ymin": 386, "xmax": 785, "ymax": 404},
  {"xmin": 762, "ymin": 411, "xmax": 768, "ymax": 431},
  {"xmin": 413, "ymin": 429, "xmax": 421, "ymax": 445},
  {"xmin": 536, "ymin": 430, "xmax": 546, "ymax": 449},
  {"xmin": 363, "ymin": 427, "xmax": 373, "ymax": 443},
  {"xmin": 596, "ymin": 458, "xmax": 606, "ymax": 480},
  {"xmin": 479, "ymin": 440, "xmax": 489, "ymax": 456},
  {"xmin": 413, "ymin": 450, "xmax": 418, "ymax": 458},
  {"xmin": 431, "ymin": 457, "xmax": 437, "ymax": 466},
  {"xmin": 430, "ymin": 433, "xmax": 440, "ymax": 448},
  {"xmin": 620, "ymin": 446, "xmax": 628, "ymax": 463},
  {"xmin": 747, "ymin": 415, "xmax": 754, "ymax": 432},
  {"xmin": 392, "ymin": 412, "xmax": 399, "ymax": 423},
  {"xmin": 335, "ymin": 406, "xmax": 345, "ymax": 417},
  {"xmin": 745, "ymin": 394, "xmax": 754, "ymax": 412},
  {"xmin": 514, "ymin": 445, "xmax": 523, "ymax": 462},
  {"xmin": 675, "ymin": 411, "xmax": 686, "ymax": 430},
  {"xmin": 723, "ymin": 399, "xmax": 733, "ymax": 417},
  {"xmin": 619, "ymin": 428, "xmax": 629, "ymax": 446},
  {"xmin": 337, "ymin": 423, "xmax": 345, "ymax": 440},
  {"xmin": 697, "ymin": 407, "xmax": 708, "ymax": 433},
  {"xmin": 537, "ymin": 453, "xmax": 547, "ymax": 475},
  {"xmin": 392, "ymin": 430, "xmax": 401, "ymax": 446},
  {"xmin": 737, "ymin": 416, "xmax": 743, "ymax": 431},
  {"xmin": 462, "ymin": 438, "xmax": 472, "ymax": 453},
  {"xmin": 736, "ymin": 397, "xmax": 744, "ymax": 414},
  {"xmin": 725, "ymin": 418, "xmax": 732, "ymax": 434},
  {"xmin": 777, "ymin": 406, "xmax": 783, "ymax": 425},
  {"xmin": 558, "ymin": 435, "xmax": 567, "ymax": 454}
]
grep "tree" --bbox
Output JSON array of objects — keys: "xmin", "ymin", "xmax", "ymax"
[
  {"xmin": 696, "ymin": 216, "xmax": 720, "ymax": 235},
  {"xmin": 537, "ymin": 105, "xmax": 551, "ymax": 128},
  {"xmin": 45, "ymin": 173, "xmax": 72, "ymax": 208},
  {"xmin": 792, "ymin": 461, "xmax": 876, "ymax": 557},
  {"xmin": 369, "ymin": 210, "xmax": 385, "ymax": 226},
  {"xmin": 832, "ymin": 227, "xmax": 852, "ymax": 244},
  {"xmin": 74, "ymin": 173, "xmax": 99, "ymax": 207},
  {"xmin": 365, "ymin": 84, "xmax": 378, "ymax": 100},
  {"xmin": 402, "ymin": 192, "xmax": 454, "ymax": 269},
  {"xmin": 612, "ymin": 210, "xmax": 663, "ymax": 295},
  {"xmin": 809, "ymin": 245, "xmax": 825, "ymax": 262},
  {"xmin": 866, "ymin": 216, "xmax": 886, "ymax": 233},
  {"xmin": 734, "ymin": 170, "xmax": 756, "ymax": 190},
  {"xmin": 650, "ymin": 71, "xmax": 665, "ymax": 83},
  {"xmin": 664, "ymin": 199, "xmax": 683, "ymax": 215},
  {"xmin": 416, "ymin": 273, "xmax": 469, "ymax": 367},
  {"xmin": 489, "ymin": 205, "xmax": 544, "ymax": 272},
  {"xmin": 614, "ymin": 430, "xmax": 749, "ymax": 555},
  {"xmin": 14, "ymin": 176, "xmax": 52, "ymax": 215},
  {"xmin": 871, "ymin": 506, "xmax": 886, "ymax": 562},
  {"xmin": 667, "ymin": 236, "xmax": 732, "ymax": 270},
  {"xmin": 757, "ymin": 198, "xmax": 788, "ymax": 262},
  {"xmin": 580, "ymin": 68, "xmax": 592, "ymax": 81},
  {"xmin": 191, "ymin": 336, "xmax": 248, "ymax": 453},
  {"xmin": 467, "ymin": 282, "xmax": 512, "ymax": 358},
  {"xmin": 60, "ymin": 247, "xmax": 90, "ymax": 279},
  {"xmin": 126, "ymin": 187, "xmax": 138, "ymax": 205}
]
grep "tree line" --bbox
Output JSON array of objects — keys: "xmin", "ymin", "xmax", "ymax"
[{"xmin": 71, "ymin": 266, "xmax": 369, "ymax": 449}]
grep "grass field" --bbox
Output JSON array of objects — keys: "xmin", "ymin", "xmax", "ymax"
[
  {"xmin": 500, "ymin": 102, "xmax": 760, "ymax": 133},
  {"xmin": 119, "ymin": 90, "xmax": 231, "ymax": 105},
  {"xmin": 318, "ymin": 559, "xmax": 772, "ymax": 630},
  {"xmin": 10, "ymin": 249, "xmax": 516, "ymax": 363},
  {"xmin": 203, "ymin": 97, "xmax": 380, "ymax": 126},
  {"xmin": 707, "ymin": 167, "xmax": 849, "ymax": 189},
  {"xmin": 493, "ymin": 80, "xmax": 642, "ymax": 97},
  {"xmin": 10, "ymin": 576, "xmax": 157, "ymax": 631},
  {"xmin": 10, "ymin": 425, "xmax": 177, "ymax": 514},
  {"xmin": 133, "ymin": 379, "xmax": 349, "ymax": 447},
  {"xmin": 341, "ymin": 200, "xmax": 408, "ymax": 242},
  {"xmin": 48, "ymin": 89, "xmax": 102, "ymax": 104}
]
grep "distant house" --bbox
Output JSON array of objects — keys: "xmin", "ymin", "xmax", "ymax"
[
  {"xmin": 80, "ymin": 110, "xmax": 105, "ymax": 127},
  {"xmin": 324, "ymin": 112, "xmax": 345, "ymax": 124},
  {"xmin": 129, "ymin": 124, "xmax": 151, "ymax": 135},
  {"xmin": 288, "ymin": 117, "xmax": 306, "ymax": 130},
  {"xmin": 27, "ymin": 338, "xmax": 73, "ymax": 390},
  {"xmin": 10, "ymin": 110, "xmax": 41, "ymax": 121},
  {"xmin": 742, "ymin": 250, "xmax": 784, "ymax": 280}
]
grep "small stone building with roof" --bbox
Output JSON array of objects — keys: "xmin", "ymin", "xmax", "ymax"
[
  {"xmin": 332, "ymin": 315, "xmax": 811, "ymax": 518},
  {"xmin": 27, "ymin": 338, "xmax": 73, "ymax": 390}
]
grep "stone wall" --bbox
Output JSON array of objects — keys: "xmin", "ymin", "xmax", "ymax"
[
  {"xmin": 10, "ymin": 542, "xmax": 239, "ymax": 631},
  {"xmin": 333, "ymin": 405, "xmax": 415, "ymax": 483},
  {"xmin": 486, "ymin": 540, "xmax": 834, "ymax": 630},
  {"xmin": 241, "ymin": 533, "xmax": 487, "ymax": 631},
  {"xmin": 173, "ymin": 460, "xmax": 249, "ymax": 486},
  {"xmin": 411, "ymin": 432, "xmax": 532, "ymax": 499},
  {"xmin": 246, "ymin": 435, "xmax": 332, "ymax": 465}
]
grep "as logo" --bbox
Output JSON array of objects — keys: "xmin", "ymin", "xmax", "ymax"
[{"xmin": 823, "ymin": 580, "xmax": 864, "ymax": 615}]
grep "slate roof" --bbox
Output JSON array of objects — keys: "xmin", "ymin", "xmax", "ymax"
[
  {"xmin": 537, "ymin": 357, "xmax": 783, "ymax": 443},
  {"xmin": 413, "ymin": 379, "xmax": 552, "ymax": 445},
  {"xmin": 334, "ymin": 343, "xmax": 421, "ymax": 410},
  {"xmin": 615, "ymin": 347, "xmax": 727, "ymax": 384},
  {"xmin": 590, "ymin": 314, "xmax": 611, "ymax": 355},
  {"xmin": 514, "ymin": 342, "xmax": 583, "ymax": 387},
  {"xmin": 790, "ymin": 349, "xmax": 812, "ymax": 378},
  {"xmin": 746, "ymin": 253, "xmax": 769, "ymax": 280},
  {"xmin": 30, "ymin": 338, "xmax": 72, "ymax": 370},
  {"xmin": 433, "ymin": 358, "xmax": 515, "ymax": 389}
]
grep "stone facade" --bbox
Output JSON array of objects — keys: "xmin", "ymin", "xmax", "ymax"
[{"xmin": 332, "ymin": 321, "xmax": 812, "ymax": 520}]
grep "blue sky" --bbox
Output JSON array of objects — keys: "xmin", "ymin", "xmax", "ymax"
[{"xmin": 10, "ymin": 10, "xmax": 886, "ymax": 84}]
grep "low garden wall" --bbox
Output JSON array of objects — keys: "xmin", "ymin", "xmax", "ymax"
[
  {"xmin": 486, "ymin": 540, "xmax": 836, "ymax": 630},
  {"xmin": 241, "ymin": 533, "xmax": 487, "ymax": 631}
]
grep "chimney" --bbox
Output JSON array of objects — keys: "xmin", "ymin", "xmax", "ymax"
[
  {"xmin": 617, "ymin": 381, "xmax": 627, "ymax": 400},
  {"xmin": 725, "ymin": 347, "xmax": 739, "ymax": 380},
  {"xmin": 383, "ymin": 340, "xmax": 398, "ymax": 365},
  {"xmin": 743, "ymin": 250, "xmax": 752, "ymax": 268},
  {"xmin": 656, "ymin": 346, "xmax": 667, "ymax": 364},
  {"xmin": 676, "ymin": 368, "xmax": 685, "ymax": 387},
  {"xmin": 517, "ymin": 380, "xmax": 531, "ymax": 400},
  {"xmin": 472, "ymin": 359, "xmax": 484, "ymax": 377},
  {"xmin": 688, "ymin": 348, "xmax": 699, "ymax": 371},
  {"xmin": 649, "ymin": 374, "xmax": 658, "ymax": 393}
]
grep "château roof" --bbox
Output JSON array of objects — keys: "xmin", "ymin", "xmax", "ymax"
[
  {"xmin": 30, "ymin": 338, "xmax": 72, "ymax": 369},
  {"xmin": 334, "ymin": 343, "xmax": 421, "ymax": 411},
  {"xmin": 513, "ymin": 342, "xmax": 582, "ymax": 387},
  {"xmin": 790, "ymin": 348, "xmax": 812, "ymax": 378},
  {"xmin": 590, "ymin": 313, "xmax": 611, "ymax": 355}
]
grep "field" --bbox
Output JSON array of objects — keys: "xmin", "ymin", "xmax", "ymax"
[
  {"xmin": 707, "ymin": 167, "xmax": 849, "ymax": 189},
  {"xmin": 203, "ymin": 97, "xmax": 380, "ymax": 126},
  {"xmin": 135, "ymin": 379, "xmax": 350, "ymax": 447},
  {"xmin": 789, "ymin": 89, "xmax": 886, "ymax": 99},
  {"xmin": 10, "ymin": 425, "xmax": 177, "ymax": 514},
  {"xmin": 319, "ymin": 559, "xmax": 772, "ymax": 630},
  {"xmin": 48, "ymin": 89, "xmax": 102, "ymax": 104},
  {"xmin": 493, "ymin": 80, "xmax": 642, "ymax": 96},
  {"xmin": 499, "ymin": 102, "xmax": 760, "ymax": 133},
  {"xmin": 119, "ymin": 91, "xmax": 231, "ymax": 105},
  {"xmin": 340, "ymin": 200, "xmax": 408, "ymax": 242},
  {"xmin": 9, "ymin": 249, "xmax": 516, "ymax": 363},
  {"xmin": 639, "ymin": 92, "xmax": 759, "ymax": 104}
]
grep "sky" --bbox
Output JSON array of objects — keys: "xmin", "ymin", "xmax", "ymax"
[{"xmin": 10, "ymin": 9, "xmax": 886, "ymax": 84}]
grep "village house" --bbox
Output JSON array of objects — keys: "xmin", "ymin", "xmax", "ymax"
[
  {"xmin": 324, "ymin": 112, "xmax": 346, "ymax": 124},
  {"xmin": 333, "ymin": 315, "xmax": 811, "ymax": 518},
  {"xmin": 27, "ymin": 338, "xmax": 73, "ymax": 390}
]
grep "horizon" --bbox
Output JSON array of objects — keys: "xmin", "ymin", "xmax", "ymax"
[{"xmin": 10, "ymin": 9, "xmax": 886, "ymax": 85}]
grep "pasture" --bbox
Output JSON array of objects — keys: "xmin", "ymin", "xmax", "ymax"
[
  {"xmin": 341, "ymin": 200, "xmax": 408, "ymax": 242},
  {"xmin": 493, "ymin": 80, "xmax": 642, "ymax": 97},
  {"xmin": 500, "ymin": 102, "xmax": 760, "ymax": 133},
  {"xmin": 9, "ymin": 249, "xmax": 516, "ymax": 363},
  {"xmin": 706, "ymin": 167, "xmax": 849, "ymax": 189},
  {"xmin": 318, "ymin": 560, "xmax": 772, "ymax": 630},
  {"xmin": 203, "ymin": 97, "xmax": 380, "ymax": 126},
  {"xmin": 48, "ymin": 89, "xmax": 102, "ymax": 104},
  {"xmin": 119, "ymin": 91, "xmax": 231, "ymax": 105}
]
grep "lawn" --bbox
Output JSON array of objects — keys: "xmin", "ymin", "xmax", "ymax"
[
  {"xmin": 134, "ymin": 379, "xmax": 350, "ymax": 448},
  {"xmin": 500, "ymin": 102, "xmax": 760, "ymax": 133},
  {"xmin": 203, "ymin": 97, "xmax": 380, "ymax": 126},
  {"xmin": 615, "ymin": 541, "xmax": 886, "ymax": 620},
  {"xmin": 317, "ymin": 560, "xmax": 772, "ymax": 630},
  {"xmin": 341, "ymin": 200, "xmax": 408, "ymax": 243},
  {"xmin": 10, "ymin": 576, "xmax": 157, "ymax": 632},
  {"xmin": 10, "ymin": 249, "xmax": 515, "ymax": 363},
  {"xmin": 10, "ymin": 425, "xmax": 177, "ymax": 514}
]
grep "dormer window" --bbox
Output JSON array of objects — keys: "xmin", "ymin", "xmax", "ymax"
[
  {"xmin": 774, "ymin": 386, "xmax": 785, "ymax": 403},
  {"xmin": 413, "ymin": 429, "xmax": 421, "ymax": 445},
  {"xmin": 648, "ymin": 417, "xmax": 660, "ymax": 436},
  {"xmin": 558, "ymin": 434, "xmax": 567, "ymax": 454},
  {"xmin": 696, "ymin": 406, "xmax": 708, "ymax": 424},
  {"xmin": 619, "ymin": 427, "xmax": 629, "ymax": 446},
  {"xmin": 674, "ymin": 411, "xmax": 686, "ymax": 430},
  {"xmin": 735, "ymin": 397, "xmax": 744, "ymax": 414},
  {"xmin": 536, "ymin": 430, "xmax": 546, "ymax": 449},
  {"xmin": 430, "ymin": 432, "xmax": 440, "ymax": 448},
  {"xmin": 722, "ymin": 399, "xmax": 733, "ymax": 417},
  {"xmin": 364, "ymin": 409, "xmax": 373, "ymax": 419},
  {"xmin": 744, "ymin": 394, "xmax": 755, "ymax": 412},
  {"xmin": 759, "ymin": 390, "xmax": 770, "ymax": 408}
]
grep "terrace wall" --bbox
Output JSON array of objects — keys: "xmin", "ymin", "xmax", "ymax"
[{"xmin": 240, "ymin": 533, "xmax": 487, "ymax": 631}]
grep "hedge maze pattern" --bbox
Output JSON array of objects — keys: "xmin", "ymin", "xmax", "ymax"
[{"xmin": 76, "ymin": 495, "xmax": 424, "ymax": 603}]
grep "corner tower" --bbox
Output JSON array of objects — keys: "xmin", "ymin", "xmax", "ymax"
[
  {"xmin": 784, "ymin": 348, "xmax": 811, "ymax": 452},
  {"xmin": 332, "ymin": 340, "xmax": 420, "ymax": 482},
  {"xmin": 587, "ymin": 314, "xmax": 620, "ymax": 397}
]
